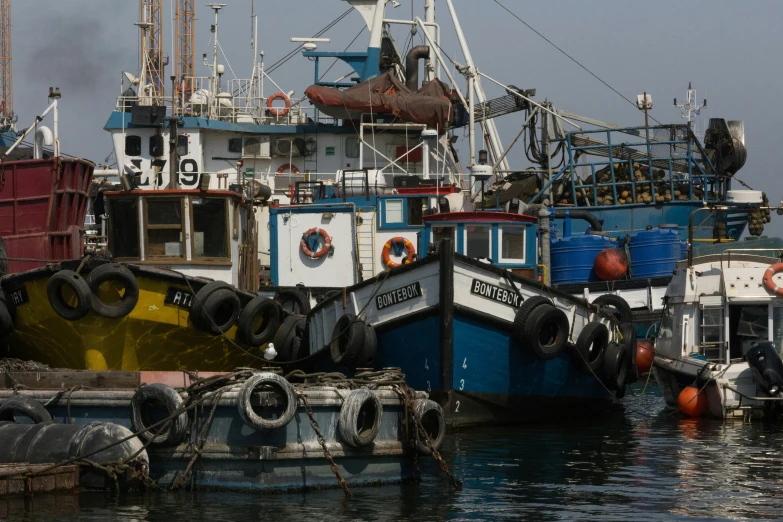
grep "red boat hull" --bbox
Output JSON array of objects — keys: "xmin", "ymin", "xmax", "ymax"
[{"xmin": 0, "ymin": 158, "xmax": 94, "ymax": 273}]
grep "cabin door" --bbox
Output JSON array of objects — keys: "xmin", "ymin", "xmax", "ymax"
[{"xmin": 727, "ymin": 304, "xmax": 769, "ymax": 360}]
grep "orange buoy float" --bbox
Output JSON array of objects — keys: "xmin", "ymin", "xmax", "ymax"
[
  {"xmin": 763, "ymin": 262, "xmax": 783, "ymax": 296},
  {"xmin": 677, "ymin": 386, "xmax": 708, "ymax": 418},
  {"xmin": 636, "ymin": 340, "xmax": 655, "ymax": 375},
  {"xmin": 266, "ymin": 92, "xmax": 291, "ymax": 117},
  {"xmin": 277, "ymin": 164, "xmax": 300, "ymax": 175},
  {"xmin": 300, "ymin": 228, "xmax": 332, "ymax": 259},
  {"xmin": 594, "ymin": 248, "xmax": 628, "ymax": 281},
  {"xmin": 381, "ymin": 237, "xmax": 416, "ymax": 269}
]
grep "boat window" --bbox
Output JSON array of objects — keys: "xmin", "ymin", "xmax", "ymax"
[
  {"xmin": 772, "ymin": 307, "xmax": 783, "ymax": 355},
  {"xmin": 465, "ymin": 225, "xmax": 492, "ymax": 260},
  {"xmin": 176, "ymin": 135, "xmax": 189, "ymax": 156},
  {"xmin": 699, "ymin": 306, "xmax": 724, "ymax": 361},
  {"xmin": 125, "ymin": 135, "xmax": 141, "ymax": 156},
  {"xmin": 145, "ymin": 198, "xmax": 184, "ymax": 258},
  {"xmin": 228, "ymin": 138, "xmax": 242, "ymax": 153},
  {"xmin": 108, "ymin": 198, "xmax": 140, "ymax": 259},
  {"xmin": 728, "ymin": 304, "xmax": 769, "ymax": 359},
  {"xmin": 432, "ymin": 226, "xmax": 456, "ymax": 251},
  {"xmin": 385, "ymin": 199, "xmax": 403, "ymax": 224},
  {"xmin": 407, "ymin": 197, "xmax": 426, "ymax": 226},
  {"xmin": 191, "ymin": 197, "xmax": 228, "ymax": 259},
  {"xmin": 498, "ymin": 226, "xmax": 526, "ymax": 263},
  {"xmin": 149, "ymin": 135, "xmax": 164, "ymax": 157},
  {"xmin": 345, "ymin": 137, "xmax": 360, "ymax": 158}
]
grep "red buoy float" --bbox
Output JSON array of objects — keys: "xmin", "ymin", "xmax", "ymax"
[
  {"xmin": 594, "ymin": 248, "xmax": 628, "ymax": 281},
  {"xmin": 636, "ymin": 340, "xmax": 655, "ymax": 375},
  {"xmin": 677, "ymin": 386, "xmax": 708, "ymax": 418}
]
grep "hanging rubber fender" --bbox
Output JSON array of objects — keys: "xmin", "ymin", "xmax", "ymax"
[
  {"xmin": 763, "ymin": 263, "xmax": 783, "ymax": 296},
  {"xmin": 46, "ymin": 269, "xmax": 92, "ymax": 321},
  {"xmin": 601, "ymin": 341, "xmax": 628, "ymax": 391},
  {"xmin": 381, "ymin": 237, "xmax": 416, "ymax": 269},
  {"xmin": 266, "ymin": 92, "xmax": 291, "ymax": 117},
  {"xmin": 237, "ymin": 296, "xmax": 281, "ymax": 347},
  {"xmin": 86, "ymin": 263, "xmax": 139, "ymax": 319},
  {"xmin": 272, "ymin": 315, "xmax": 305, "ymax": 362},
  {"xmin": 300, "ymin": 228, "xmax": 332, "ymax": 259},
  {"xmin": 0, "ymin": 396, "xmax": 52, "ymax": 424},
  {"xmin": 573, "ymin": 322, "xmax": 609, "ymax": 374},
  {"xmin": 511, "ymin": 296, "xmax": 553, "ymax": 350},
  {"xmin": 619, "ymin": 323, "xmax": 638, "ymax": 384},
  {"xmin": 330, "ymin": 314, "xmax": 367, "ymax": 369},
  {"xmin": 339, "ymin": 388, "xmax": 383, "ymax": 448},
  {"xmin": 237, "ymin": 372, "xmax": 298, "ymax": 431},
  {"xmin": 131, "ymin": 383, "xmax": 189, "ymax": 445},
  {"xmin": 358, "ymin": 323, "xmax": 377, "ymax": 368},
  {"xmin": 0, "ymin": 297, "xmax": 12, "ymax": 341},
  {"xmin": 593, "ymin": 294, "xmax": 633, "ymax": 323},
  {"xmin": 413, "ymin": 398, "xmax": 446, "ymax": 455},
  {"xmin": 192, "ymin": 288, "xmax": 241, "ymax": 335},
  {"xmin": 276, "ymin": 163, "xmax": 300, "ymax": 175},
  {"xmin": 190, "ymin": 280, "xmax": 232, "ymax": 332},
  {"xmin": 521, "ymin": 304, "xmax": 569, "ymax": 360},
  {"xmin": 276, "ymin": 288, "xmax": 311, "ymax": 314}
]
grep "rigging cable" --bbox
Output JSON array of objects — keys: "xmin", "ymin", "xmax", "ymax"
[
  {"xmin": 318, "ymin": 26, "xmax": 367, "ymax": 81},
  {"xmin": 492, "ymin": 0, "xmax": 663, "ymax": 125}
]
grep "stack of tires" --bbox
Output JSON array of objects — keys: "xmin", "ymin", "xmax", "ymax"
[{"xmin": 329, "ymin": 314, "xmax": 377, "ymax": 371}]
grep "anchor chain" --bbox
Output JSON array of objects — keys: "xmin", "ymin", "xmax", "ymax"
[
  {"xmin": 297, "ymin": 391, "xmax": 352, "ymax": 497},
  {"xmin": 394, "ymin": 385, "xmax": 462, "ymax": 491}
]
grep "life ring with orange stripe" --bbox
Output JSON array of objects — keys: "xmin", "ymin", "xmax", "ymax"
[
  {"xmin": 763, "ymin": 263, "xmax": 783, "ymax": 296},
  {"xmin": 266, "ymin": 92, "xmax": 290, "ymax": 117},
  {"xmin": 301, "ymin": 228, "xmax": 332, "ymax": 259},
  {"xmin": 382, "ymin": 237, "xmax": 416, "ymax": 269},
  {"xmin": 277, "ymin": 164, "xmax": 300, "ymax": 175}
]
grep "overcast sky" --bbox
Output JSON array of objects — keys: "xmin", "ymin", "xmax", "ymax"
[{"xmin": 10, "ymin": 0, "xmax": 783, "ymax": 233}]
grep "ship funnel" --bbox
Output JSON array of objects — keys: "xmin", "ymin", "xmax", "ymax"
[{"xmin": 405, "ymin": 46, "xmax": 430, "ymax": 90}]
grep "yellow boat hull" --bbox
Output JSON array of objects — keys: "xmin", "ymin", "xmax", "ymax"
[{"xmin": 2, "ymin": 267, "xmax": 263, "ymax": 371}]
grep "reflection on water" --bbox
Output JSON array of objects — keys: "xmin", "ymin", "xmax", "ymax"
[{"xmin": 3, "ymin": 384, "xmax": 783, "ymax": 521}]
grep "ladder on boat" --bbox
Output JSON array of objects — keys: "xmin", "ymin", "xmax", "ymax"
[{"xmin": 356, "ymin": 209, "xmax": 376, "ymax": 281}]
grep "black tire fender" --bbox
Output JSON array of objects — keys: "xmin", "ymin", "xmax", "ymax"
[
  {"xmin": 511, "ymin": 296, "xmax": 552, "ymax": 349},
  {"xmin": 593, "ymin": 294, "xmax": 632, "ymax": 323},
  {"xmin": 190, "ymin": 280, "xmax": 231, "ymax": 325},
  {"xmin": 573, "ymin": 322, "xmax": 609, "ymax": 374},
  {"xmin": 46, "ymin": 269, "xmax": 92, "ymax": 321},
  {"xmin": 619, "ymin": 323, "xmax": 638, "ymax": 384},
  {"xmin": 130, "ymin": 383, "xmax": 188, "ymax": 445},
  {"xmin": 86, "ymin": 263, "xmax": 139, "ymax": 319},
  {"xmin": 522, "ymin": 304, "xmax": 569, "ymax": 360},
  {"xmin": 237, "ymin": 372, "xmax": 297, "ymax": 431},
  {"xmin": 329, "ymin": 314, "xmax": 366, "ymax": 369},
  {"xmin": 358, "ymin": 323, "xmax": 377, "ymax": 368},
  {"xmin": 0, "ymin": 396, "xmax": 52, "ymax": 423},
  {"xmin": 413, "ymin": 398, "xmax": 446, "ymax": 454},
  {"xmin": 192, "ymin": 288, "xmax": 241, "ymax": 335},
  {"xmin": 237, "ymin": 296, "xmax": 281, "ymax": 347},
  {"xmin": 338, "ymin": 388, "xmax": 383, "ymax": 447},
  {"xmin": 0, "ymin": 298, "xmax": 12, "ymax": 341},
  {"xmin": 601, "ymin": 341, "xmax": 628, "ymax": 391},
  {"xmin": 272, "ymin": 315, "xmax": 304, "ymax": 362},
  {"xmin": 276, "ymin": 288, "xmax": 311, "ymax": 315}
]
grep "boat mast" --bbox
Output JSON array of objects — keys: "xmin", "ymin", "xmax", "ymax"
[
  {"xmin": 423, "ymin": 0, "xmax": 437, "ymax": 81},
  {"xmin": 206, "ymin": 3, "xmax": 226, "ymax": 119}
]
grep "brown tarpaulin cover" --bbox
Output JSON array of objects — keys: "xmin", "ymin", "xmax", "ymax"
[{"xmin": 304, "ymin": 72, "xmax": 454, "ymax": 131}]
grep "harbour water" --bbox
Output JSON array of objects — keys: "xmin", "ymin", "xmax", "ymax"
[{"xmin": 3, "ymin": 384, "xmax": 783, "ymax": 521}]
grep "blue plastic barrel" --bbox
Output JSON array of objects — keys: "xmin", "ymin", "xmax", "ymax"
[
  {"xmin": 629, "ymin": 227, "xmax": 681, "ymax": 278},
  {"xmin": 551, "ymin": 233, "xmax": 612, "ymax": 284}
]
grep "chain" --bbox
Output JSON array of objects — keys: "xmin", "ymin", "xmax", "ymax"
[
  {"xmin": 394, "ymin": 385, "xmax": 462, "ymax": 491},
  {"xmin": 297, "ymin": 391, "xmax": 352, "ymax": 497}
]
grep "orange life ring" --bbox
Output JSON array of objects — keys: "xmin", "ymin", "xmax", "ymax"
[
  {"xmin": 266, "ymin": 92, "xmax": 290, "ymax": 117},
  {"xmin": 763, "ymin": 263, "xmax": 783, "ymax": 296},
  {"xmin": 300, "ymin": 228, "xmax": 332, "ymax": 259},
  {"xmin": 382, "ymin": 237, "xmax": 416, "ymax": 269},
  {"xmin": 277, "ymin": 164, "xmax": 300, "ymax": 175}
]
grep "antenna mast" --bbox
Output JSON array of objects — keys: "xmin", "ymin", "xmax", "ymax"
[
  {"xmin": 0, "ymin": 0, "xmax": 12, "ymax": 124},
  {"xmin": 174, "ymin": 0, "xmax": 195, "ymax": 106},
  {"xmin": 138, "ymin": 0, "xmax": 164, "ymax": 105},
  {"xmin": 674, "ymin": 82, "xmax": 707, "ymax": 132}
]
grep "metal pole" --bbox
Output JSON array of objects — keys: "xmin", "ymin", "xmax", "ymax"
[
  {"xmin": 468, "ymin": 76, "xmax": 475, "ymax": 166},
  {"xmin": 414, "ymin": 18, "xmax": 466, "ymax": 107},
  {"xmin": 52, "ymin": 99, "xmax": 59, "ymax": 157},
  {"xmin": 424, "ymin": 0, "xmax": 437, "ymax": 81},
  {"xmin": 493, "ymin": 107, "xmax": 538, "ymax": 168},
  {"xmin": 168, "ymin": 75, "xmax": 179, "ymax": 189}
]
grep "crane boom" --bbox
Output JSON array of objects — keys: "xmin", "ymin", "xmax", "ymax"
[
  {"xmin": 0, "ymin": 0, "xmax": 11, "ymax": 121},
  {"xmin": 174, "ymin": 0, "xmax": 195, "ymax": 105}
]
